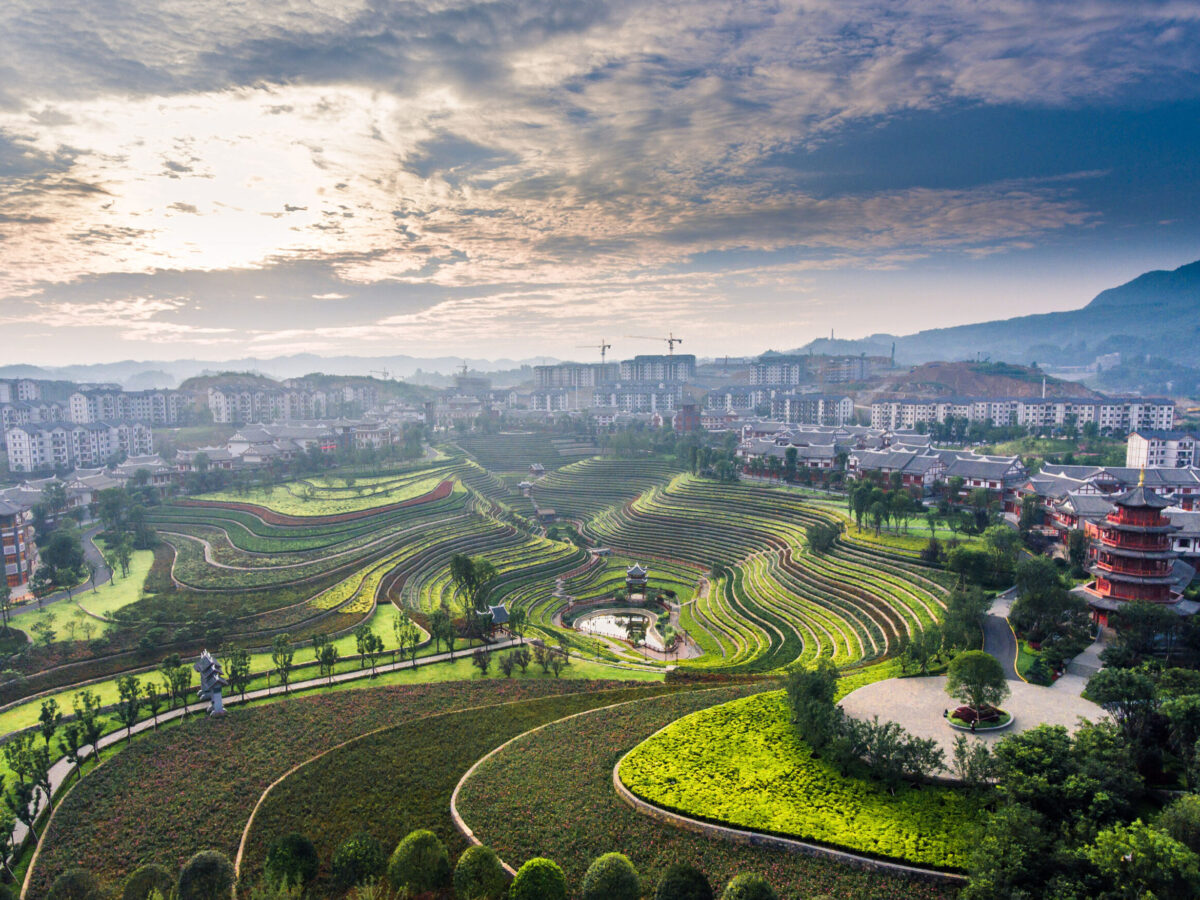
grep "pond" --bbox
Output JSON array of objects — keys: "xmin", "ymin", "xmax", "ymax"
[{"xmin": 574, "ymin": 610, "xmax": 666, "ymax": 651}]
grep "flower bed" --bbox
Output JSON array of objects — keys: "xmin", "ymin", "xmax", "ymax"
[
  {"xmin": 617, "ymin": 692, "xmax": 984, "ymax": 870},
  {"xmin": 238, "ymin": 685, "xmax": 677, "ymax": 893},
  {"xmin": 455, "ymin": 685, "xmax": 959, "ymax": 900},
  {"xmin": 181, "ymin": 478, "xmax": 453, "ymax": 524},
  {"xmin": 28, "ymin": 678, "xmax": 662, "ymax": 896}
]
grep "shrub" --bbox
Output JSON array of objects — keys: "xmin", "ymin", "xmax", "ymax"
[
  {"xmin": 654, "ymin": 862, "xmax": 713, "ymax": 900},
  {"xmin": 581, "ymin": 852, "xmax": 640, "ymax": 900},
  {"xmin": 264, "ymin": 833, "xmax": 319, "ymax": 887},
  {"xmin": 47, "ymin": 869, "xmax": 103, "ymax": 900},
  {"xmin": 720, "ymin": 873, "xmax": 778, "ymax": 900},
  {"xmin": 123, "ymin": 863, "xmax": 175, "ymax": 900},
  {"xmin": 453, "ymin": 845, "xmax": 507, "ymax": 900},
  {"xmin": 509, "ymin": 857, "xmax": 567, "ymax": 900},
  {"xmin": 332, "ymin": 832, "xmax": 386, "ymax": 887},
  {"xmin": 387, "ymin": 829, "xmax": 450, "ymax": 893},
  {"xmin": 177, "ymin": 850, "xmax": 236, "ymax": 900}
]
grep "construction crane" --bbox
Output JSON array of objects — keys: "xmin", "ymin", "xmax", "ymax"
[
  {"xmin": 625, "ymin": 332, "xmax": 683, "ymax": 355},
  {"xmin": 576, "ymin": 339, "xmax": 613, "ymax": 364},
  {"xmin": 458, "ymin": 361, "xmax": 470, "ymax": 376},
  {"xmin": 369, "ymin": 368, "xmax": 391, "ymax": 380}
]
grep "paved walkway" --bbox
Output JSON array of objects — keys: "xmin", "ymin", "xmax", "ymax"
[
  {"xmin": 840, "ymin": 675, "xmax": 1106, "ymax": 760},
  {"xmin": 9, "ymin": 637, "xmax": 523, "ymax": 855}
]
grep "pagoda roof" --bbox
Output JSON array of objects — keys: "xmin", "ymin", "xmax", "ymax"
[
  {"xmin": 487, "ymin": 604, "xmax": 510, "ymax": 625},
  {"xmin": 626, "ymin": 563, "xmax": 648, "ymax": 577},
  {"xmin": 1112, "ymin": 484, "xmax": 1172, "ymax": 509}
]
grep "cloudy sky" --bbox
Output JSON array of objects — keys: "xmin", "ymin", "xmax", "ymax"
[{"xmin": 1, "ymin": 1, "xmax": 1199, "ymax": 365}]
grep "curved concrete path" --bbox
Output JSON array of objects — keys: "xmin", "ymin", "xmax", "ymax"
[
  {"xmin": 11, "ymin": 526, "xmax": 112, "ymax": 619},
  {"xmin": 981, "ymin": 587, "xmax": 1019, "ymax": 681}
]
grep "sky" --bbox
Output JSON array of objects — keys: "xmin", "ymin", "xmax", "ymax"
[{"xmin": 1, "ymin": 0, "xmax": 1199, "ymax": 366}]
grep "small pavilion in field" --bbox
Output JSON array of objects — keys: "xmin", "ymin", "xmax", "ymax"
[{"xmin": 626, "ymin": 563, "xmax": 649, "ymax": 599}]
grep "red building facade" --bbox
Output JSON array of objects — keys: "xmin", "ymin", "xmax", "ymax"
[{"xmin": 1087, "ymin": 483, "xmax": 1179, "ymax": 608}]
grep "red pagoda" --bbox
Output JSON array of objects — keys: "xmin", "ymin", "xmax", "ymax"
[{"xmin": 1084, "ymin": 474, "xmax": 1182, "ymax": 625}]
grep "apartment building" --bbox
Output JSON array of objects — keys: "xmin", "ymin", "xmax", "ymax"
[
  {"xmin": 591, "ymin": 382, "xmax": 683, "ymax": 413},
  {"xmin": 0, "ymin": 400, "xmax": 64, "ymax": 431},
  {"xmin": 207, "ymin": 386, "xmax": 329, "ymax": 424},
  {"xmin": 769, "ymin": 393, "xmax": 854, "ymax": 427},
  {"xmin": 4, "ymin": 422, "xmax": 154, "ymax": 473},
  {"xmin": 67, "ymin": 388, "xmax": 193, "ymax": 426},
  {"xmin": 750, "ymin": 354, "xmax": 890, "ymax": 386},
  {"xmin": 618, "ymin": 355, "xmax": 696, "ymax": 383},
  {"xmin": 870, "ymin": 396, "xmax": 1175, "ymax": 432},
  {"xmin": 533, "ymin": 362, "xmax": 619, "ymax": 390},
  {"xmin": 1126, "ymin": 430, "xmax": 1198, "ymax": 469},
  {"xmin": 0, "ymin": 499, "xmax": 35, "ymax": 589},
  {"xmin": 0, "ymin": 380, "xmax": 42, "ymax": 404}
]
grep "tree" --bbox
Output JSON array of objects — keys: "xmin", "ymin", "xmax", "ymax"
[
  {"xmin": 654, "ymin": 862, "xmax": 713, "ymax": 900},
  {"xmin": 353, "ymin": 624, "xmax": 370, "ymax": 668},
  {"xmin": 510, "ymin": 858, "xmax": 567, "ymax": 900},
  {"xmin": 472, "ymin": 647, "xmax": 491, "ymax": 677},
  {"xmin": 332, "ymin": 832, "xmax": 386, "ymax": 888},
  {"xmin": 387, "ymin": 829, "xmax": 451, "ymax": 894},
  {"xmin": 513, "ymin": 646, "xmax": 531, "ymax": 674},
  {"xmin": 1011, "ymin": 556, "xmax": 1081, "ymax": 638},
  {"xmin": 720, "ymin": 873, "xmax": 778, "ymax": 900},
  {"xmin": 264, "ymin": 833, "xmax": 319, "ymax": 890},
  {"xmin": 549, "ymin": 649, "xmax": 568, "ymax": 678},
  {"xmin": 962, "ymin": 805, "xmax": 1053, "ymax": 900},
  {"xmin": 310, "ymin": 632, "xmax": 329, "ymax": 667},
  {"xmin": 947, "ymin": 547, "xmax": 991, "ymax": 586},
  {"xmin": 0, "ymin": 581, "xmax": 13, "ymax": 635},
  {"xmin": 942, "ymin": 587, "xmax": 991, "ymax": 651},
  {"xmin": 123, "ymin": 863, "xmax": 177, "ymax": 900},
  {"xmin": 224, "ymin": 646, "xmax": 252, "ymax": 701},
  {"xmin": 30, "ymin": 611, "xmax": 56, "ymax": 648},
  {"xmin": 272, "ymin": 634, "xmax": 295, "ymax": 694},
  {"xmin": 499, "ymin": 653, "xmax": 516, "ymax": 677},
  {"xmin": 177, "ymin": 850, "xmax": 237, "ymax": 900},
  {"xmin": 453, "ymin": 845, "xmax": 507, "ymax": 900},
  {"xmin": 804, "ymin": 522, "xmax": 840, "ymax": 555},
  {"xmin": 951, "ymin": 735, "xmax": 996, "ymax": 789},
  {"xmin": 72, "ymin": 688, "xmax": 104, "ymax": 767},
  {"xmin": 429, "ymin": 607, "xmax": 451, "ymax": 654},
  {"xmin": 169, "ymin": 664, "xmax": 193, "ymax": 716},
  {"xmin": 982, "ymin": 525, "xmax": 1020, "ymax": 581},
  {"xmin": 1018, "ymin": 493, "xmax": 1044, "ymax": 536},
  {"xmin": 116, "ymin": 674, "xmax": 142, "ymax": 743},
  {"xmin": 1067, "ymin": 528, "xmax": 1089, "ymax": 573},
  {"xmin": 1084, "ymin": 820, "xmax": 1200, "ymax": 900},
  {"xmin": 582, "ymin": 852, "xmax": 640, "ymax": 900},
  {"xmin": 141, "ymin": 679, "xmax": 164, "ymax": 729},
  {"xmin": 364, "ymin": 632, "xmax": 384, "ymax": 675},
  {"xmin": 785, "ymin": 659, "xmax": 842, "ymax": 751},
  {"xmin": 904, "ymin": 624, "xmax": 943, "ymax": 674},
  {"xmin": 38, "ymin": 698, "xmax": 62, "ymax": 749},
  {"xmin": 509, "ymin": 606, "xmax": 528, "ymax": 643},
  {"xmin": 318, "ymin": 642, "xmax": 340, "ymax": 685},
  {"xmin": 57, "ymin": 721, "xmax": 86, "ymax": 781},
  {"xmin": 394, "ymin": 609, "xmax": 421, "ymax": 665},
  {"xmin": 945, "ymin": 650, "xmax": 1009, "ymax": 720},
  {"xmin": 868, "ymin": 500, "xmax": 888, "ymax": 536},
  {"xmin": 1087, "ymin": 667, "xmax": 1159, "ymax": 747}
]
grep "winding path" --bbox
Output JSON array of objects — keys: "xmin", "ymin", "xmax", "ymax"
[{"xmin": 11, "ymin": 526, "xmax": 111, "ymax": 620}]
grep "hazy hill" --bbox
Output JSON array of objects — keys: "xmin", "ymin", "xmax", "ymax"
[
  {"xmin": 798, "ymin": 258, "xmax": 1200, "ymax": 367},
  {"xmin": 877, "ymin": 361, "xmax": 1103, "ymax": 399}
]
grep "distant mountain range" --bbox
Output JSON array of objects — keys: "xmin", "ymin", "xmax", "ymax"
[
  {"xmin": 0, "ymin": 354, "xmax": 559, "ymax": 389},
  {"xmin": 796, "ymin": 258, "xmax": 1200, "ymax": 368}
]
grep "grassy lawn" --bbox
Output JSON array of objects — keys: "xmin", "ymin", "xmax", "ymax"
[
  {"xmin": 74, "ymin": 549, "xmax": 154, "ymax": 619},
  {"xmin": 1015, "ymin": 638, "xmax": 1046, "ymax": 683}
]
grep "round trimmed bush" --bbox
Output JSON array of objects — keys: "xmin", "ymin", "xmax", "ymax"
[
  {"xmin": 123, "ymin": 864, "xmax": 175, "ymax": 900},
  {"xmin": 387, "ymin": 829, "xmax": 451, "ymax": 893},
  {"xmin": 581, "ymin": 852, "xmax": 640, "ymax": 900},
  {"xmin": 47, "ymin": 869, "xmax": 102, "ymax": 900},
  {"xmin": 453, "ymin": 845, "xmax": 507, "ymax": 900},
  {"xmin": 264, "ymin": 833, "xmax": 319, "ymax": 887},
  {"xmin": 509, "ymin": 857, "xmax": 567, "ymax": 900},
  {"xmin": 332, "ymin": 832, "xmax": 386, "ymax": 887},
  {"xmin": 655, "ymin": 862, "xmax": 713, "ymax": 900},
  {"xmin": 721, "ymin": 873, "xmax": 778, "ymax": 900},
  {"xmin": 178, "ymin": 850, "xmax": 236, "ymax": 900}
]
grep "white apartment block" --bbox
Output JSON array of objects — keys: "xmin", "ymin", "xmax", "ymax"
[
  {"xmin": 870, "ymin": 397, "xmax": 1175, "ymax": 433},
  {"xmin": 1126, "ymin": 430, "xmax": 1198, "ymax": 469},
  {"xmin": 5, "ymin": 422, "xmax": 154, "ymax": 473},
  {"xmin": 207, "ymin": 387, "xmax": 328, "ymax": 424},
  {"xmin": 591, "ymin": 383, "xmax": 682, "ymax": 413},
  {"xmin": 67, "ymin": 389, "xmax": 192, "ymax": 425},
  {"xmin": 618, "ymin": 355, "xmax": 696, "ymax": 383}
]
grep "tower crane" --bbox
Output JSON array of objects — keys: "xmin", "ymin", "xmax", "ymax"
[
  {"xmin": 369, "ymin": 368, "xmax": 391, "ymax": 380},
  {"xmin": 624, "ymin": 332, "xmax": 683, "ymax": 355},
  {"xmin": 576, "ymin": 339, "xmax": 613, "ymax": 364}
]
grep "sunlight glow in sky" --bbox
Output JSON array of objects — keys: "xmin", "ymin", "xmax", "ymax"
[{"xmin": 1, "ymin": 1, "xmax": 1199, "ymax": 364}]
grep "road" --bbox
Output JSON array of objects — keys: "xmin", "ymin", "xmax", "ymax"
[
  {"xmin": 982, "ymin": 588, "xmax": 1020, "ymax": 681},
  {"xmin": 11, "ymin": 526, "xmax": 112, "ymax": 621}
]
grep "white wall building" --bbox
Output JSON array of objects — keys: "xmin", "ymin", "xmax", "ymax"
[{"xmin": 1126, "ymin": 430, "xmax": 1198, "ymax": 469}]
